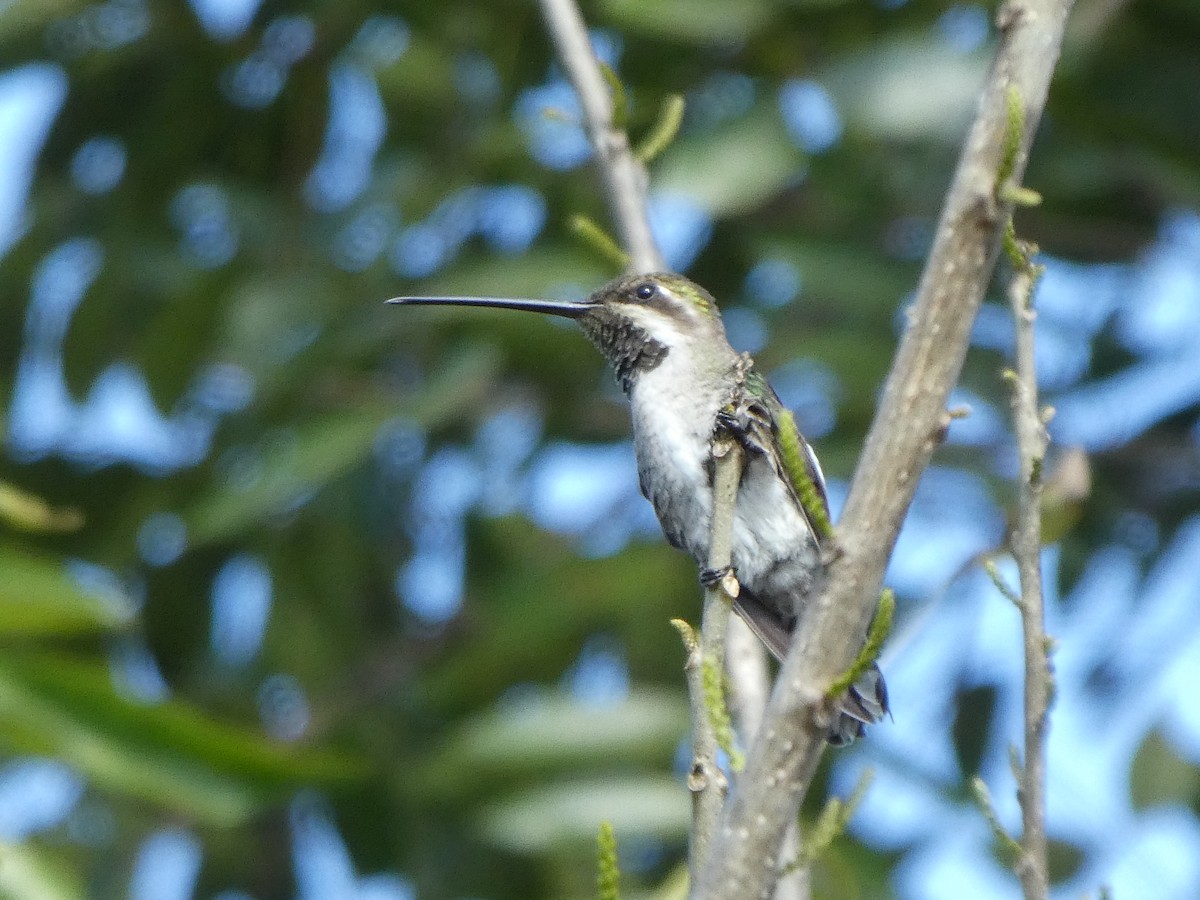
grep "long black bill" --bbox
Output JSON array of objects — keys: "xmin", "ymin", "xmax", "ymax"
[{"xmin": 386, "ymin": 295, "xmax": 594, "ymax": 319}]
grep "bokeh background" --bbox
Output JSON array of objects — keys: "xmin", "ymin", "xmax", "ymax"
[{"xmin": 2, "ymin": 0, "xmax": 1200, "ymax": 897}]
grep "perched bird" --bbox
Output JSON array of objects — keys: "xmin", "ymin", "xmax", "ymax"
[{"xmin": 390, "ymin": 272, "xmax": 887, "ymax": 744}]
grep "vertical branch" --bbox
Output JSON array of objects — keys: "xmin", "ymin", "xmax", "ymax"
[
  {"xmin": 725, "ymin": 618, "xmax": 770, "ymax": 747},
  {"xmin": 537, "ymin": 0, "xmax": 665, "ymax": 273},
  {"xmin": 685, "ymin": 434, "xmax": 743, "ymax": 880},
  {"xmin": 536, "ymin": 0, "xmax": 764, "ymax": 887},
  {"xmin": 1005, "ymin": 242, "xmax": 1052, "ymax": 900}
]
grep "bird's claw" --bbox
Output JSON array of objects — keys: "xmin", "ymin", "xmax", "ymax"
[
  {"xmin": 715, "ymin": 408, "xmax": 750, "ymax": 440},
  {"xmin": 699, "ymin": 565, "xmax": 741, "ymax": 598},
  {"xmin": 715, "ymin": 400, "xmax": 770, "ymax": 458}
]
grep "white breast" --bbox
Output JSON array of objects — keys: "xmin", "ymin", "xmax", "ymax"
[
  {"xmin": 630, "ymin": 356, "xmax": 820, "ymax": 620},
  {"xmin": 628, "ymin": 349, "xmax": 721, "ymax": 561}
]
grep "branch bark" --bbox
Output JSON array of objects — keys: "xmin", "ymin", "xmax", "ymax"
[
  {"xmin": 536, "ymin": 0, "xmax": 771, "ymax": 887},
  {"xmin": 538, "ymin": 0, "xmax": 664, "ymax": 273},
  {"xmin": 696, "ymin": 1, "xmax": 1076, "ymax": 897},
  {"xmin": 685, "ymin": 433, "xmax": 742, "ymax": 882},
  {"xmin": 1006, "ymin": 246, "xmax": 1052, "ymax": 900}
]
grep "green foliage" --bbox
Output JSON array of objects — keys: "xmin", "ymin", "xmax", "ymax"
[
  {"xmin": 425, "ymin": 688, "xmax": 688, "ymax": 790},
  {"xmin": 701, "ymin": 655, "xmax": 743, "ymax": 772},
  {"xmin": 971, "ymin": 776, "xmax": 1024, "ymax": 867},
  {"xmin": 185, "ymin": 349, "xmax": 499, "ymax": 545},
  {"xmin": 597, "ymin": 821, "xmax": 620, "ymax": 900},
  {"xmin": 827, "ymin": 589, "xmax": 893, "ymax": 701},
  {"xmin": 0, "ymin": 653, "xmax": 362, "ymax": 826},
  {"xmin": 654, "ymin": 105, "xmax": 801, "ymax": 217},
  {"xmin": 787, "ymin": 769, "xmax": 873, "ymax": 873},
  {"xmin": 951, "ymin": 684, "xmax": 997, "ymax": 779},
  {"xmin": 600, "ymin": 63, "xmax": 630, "ymax": 132},
  {"xmin": 478, "ymin": 777, "xmax": 689, "ymax": 854},
  {"xmin": 998, "ymin": 86, "xmax": 1025, "ymax": 196},
  {"xmin": 0, "ymin": 548, "xmax": 134, "ymax": 636},
  {"xmin": 0, "ymin": 482, "xmax": 83, "ymax": 533},
  {"xmin": 0, "ymin": 840, "xmax": 84, "ymax": 900},
  {"xmin": 570, "ymin": 214, "xmax": 631, "ymax": 270},
  {"xmin": 1130, "ymin": 731, "xmax": 1200, "ymax": 810},
  {"xmin": 776, "ymin": 409, "xmax": 834, "ymax": 540},
  {"xmin": 635, "ymin": 94, "xmax": 686, "ymax": 165}
]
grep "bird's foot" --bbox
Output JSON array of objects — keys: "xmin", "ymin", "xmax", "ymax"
[
  {"xmin": 699, "ymin": 565, "xmax": 741, "ymax": 598},
  {"xmin": 715, "ymin": 408, "xmax": 751, "ymax": 442},
  {"xmin": 715, "ymin": 402, "xmax": 770, "ymax": 458},
  {"xmin": 698, "ymin": 565, "xmax": 731, "ymax": 586}
]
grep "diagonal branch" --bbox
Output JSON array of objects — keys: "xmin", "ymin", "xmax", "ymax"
[{"xmin": 696, "ymin": 1, "xmax": 1077, "ymax": 897}]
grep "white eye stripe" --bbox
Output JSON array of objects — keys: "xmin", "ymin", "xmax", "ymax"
[{"xmin": 623, "ymin": 304, "xmax": 689, "ymax": 340}]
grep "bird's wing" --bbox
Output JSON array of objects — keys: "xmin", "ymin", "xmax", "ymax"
[
  {"xmin": 738, "ymin": 370, "xmax": 832, "ymax": 545},
  {"xmin": 732, "ymin": 589, "xmax": 792, "ymax": 661}
]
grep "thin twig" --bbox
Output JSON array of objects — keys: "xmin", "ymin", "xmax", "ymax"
[
  {"xmin": 687, "ymin": 433, "xmax": 743, "ymax": 879},
  {"xmin": 1006, "ymin": 237, "xmax": 1052, "ymax": 900},
  {"xmin": 971, "ymin": 776, "xmax": 1025, "ymax": 866},
  {"xmin": 535, "ymin": 0, "xmax": 762, "ymax": 885},
  {"xmin": 674, "ymin": 611, "xmax": 725, "ymax": 862},
  {"xmin": 695, "ymin": 1, "xmax": 1076, "ymax": 896},
  {"xmin": 537, "ymin": 0, "xmax": 664, "ymax": 273}
]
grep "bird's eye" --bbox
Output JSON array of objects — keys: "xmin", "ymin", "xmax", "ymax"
[{"xmin": 635, "ymin": 283, "xmax": 655, "ymax": 300}]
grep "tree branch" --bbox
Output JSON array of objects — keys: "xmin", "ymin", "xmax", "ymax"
[
  {"xmin": 536, "ymin": 0, "xmax": 769, "ymax": 887},
  {"xmin": 685, "ymin": 432, "xmax": 743, "ymax": 881},
  {"xmin": 696, "ymin": 1, "xmax": 1076, "ymax": 897},
  {"xmin": 724, "ymin": 620, "xmax": 810, "ymax": 900},
  {"xmin": 1005, "ymin": 237, "xmax": 1052, "ymax": 900},
  {"xmin": 537, "ymin": 0, "xmax": 664, "ymax": 273}
]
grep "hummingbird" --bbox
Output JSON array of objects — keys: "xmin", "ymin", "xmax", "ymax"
[{"xmin": 390, "ymin": 272, "xmax": 887, "ymax": 744}]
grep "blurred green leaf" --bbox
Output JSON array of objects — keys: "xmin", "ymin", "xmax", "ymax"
[
  {"xmin": 423, "ymin": 520, "xmax": 696, "ymax": 712},
  {"xmin": 186, "ymin": 347, "xmax": 499, "ymax": 545},
  {"xmin": 0, "ymin": 841, "xmax": 84, "ymax": 900},
  {"xmin": 0, "ymin": 0, "xmax": 1195, "ymax": 896},
  {"xmin": 0, "ymin": 654, "xmax": 364, "ymax": 827},
  {"xmin": 754, "ymin": 237, "xmax": 915, "ymax": 323},
  {"xmin": 0, "ymin": 548, "xmax": 134, "ymax": 636},
  {"xmin": 477, "ymin": 776, "xmax": 689, "ymax": 853},
  {"xmin": 424, "ymin": 688, "xmax": 687, "ymax": 796},
  {"xmin": 0, "ymin": 0, "xmax": 86, "ymax": 50},
  {"xmin": 951, "ymin": 684, "xmax": 996, "ymax": 779},
  {"xmin": 1130, "ymin": 730, "xmax": 1200, "ymax": 810},
  {"xmin": 656, "ymin": 105, "xmax": 799, "ymax": 217},
  {"xmin": 824, "ymin": 38, "xmax": 990, "ymax": 141},
  {"xmin": 0, "ymin": 481, "xmax": 83, "ymax": 533},
  {"xmin": 648, "ymin": 865, "xmax": 688, "ymax": 900},
  {"xmin": 601, "ymin": 0, "xmax": 774, "ymax": 44},
  {"xmin": 1047, "ymin": 837, "xmax": 1086, "ymax": 885}
]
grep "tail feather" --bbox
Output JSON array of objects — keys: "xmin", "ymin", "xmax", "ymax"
[
  {"xmin": 732, "ymin": 589, "xmax": 889, "ymax": 747},
  {"xmin": 827, "ymin": 663, "xmax": 889, "ymax": 746}
]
